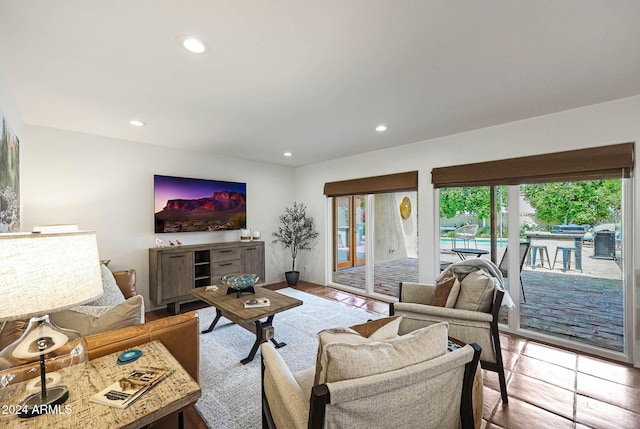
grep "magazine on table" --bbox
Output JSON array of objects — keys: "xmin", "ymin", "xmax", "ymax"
[
  {"xmin": 243, "ymin": 297, "xmax": 270, "ymax": 308},
  {"xmin": 90, "ymin": 366, "xmax": 173, "ymax": 409}
]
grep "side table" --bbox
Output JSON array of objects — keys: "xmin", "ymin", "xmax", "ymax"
[{"xmin": 2, "ymin": 340, "xmax": 201, "ymax": 429}]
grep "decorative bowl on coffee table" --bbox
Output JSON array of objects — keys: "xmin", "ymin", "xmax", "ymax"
[{"xmin": 222, "ymin": 274, "xmax": 259, "ymax": 298}]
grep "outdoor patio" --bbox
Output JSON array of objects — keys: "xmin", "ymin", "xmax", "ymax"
[{"xmin": 331, "ymin": 244, "xmax": 624, "ymax": 352}]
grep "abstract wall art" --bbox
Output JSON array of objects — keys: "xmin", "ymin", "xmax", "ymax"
[{"xmin": 0, "ymin": 110, "xmax": 20, "ymax": 232}]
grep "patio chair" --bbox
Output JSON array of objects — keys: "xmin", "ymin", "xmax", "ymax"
[
  {"xmin": 498, "ymin": 242, "xmax": 531, "ymax": 302},
  {"xmin": 453, "ymin": 224, "xmax": 479, "ymax": 248},
  {"xmin": 391, "ymin": 259, "xmax": 510, "ymax": 404},
  {"xmin": 261, "ymin": 322, "xmax": 482, "ymax": 429}
]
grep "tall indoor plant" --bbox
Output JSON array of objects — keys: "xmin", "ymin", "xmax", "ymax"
[{"xmin": 272, "ymin": 202, "xmax": 319, "ymax": 285}]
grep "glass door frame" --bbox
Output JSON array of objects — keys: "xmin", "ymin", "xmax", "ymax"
[
  {"xmin": 333, "ymin": 195, "xmax": 366, "ymax": 270},
  {"xmin": 329, "ymin": 195, "xmax": 405, "ymax": 302},
  {"xmin": 435, "ymin": 181, "xmax": 633, "ymax": 363},
  {"xmin": 500, "ymin": 182, "xmax": 633, "ymax": 363}
]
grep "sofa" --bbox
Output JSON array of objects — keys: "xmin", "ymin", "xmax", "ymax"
[{"xmin": 85, "ymin": 268, "xmax": 200, "ymax": 383}]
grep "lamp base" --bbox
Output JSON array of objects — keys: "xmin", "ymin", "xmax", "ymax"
[{"xmin": 18, "ymin": 385, "xmax": 69, "ymax": 418}]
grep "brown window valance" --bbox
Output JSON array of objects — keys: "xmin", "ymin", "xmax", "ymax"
[
  {"xmin": 324, "ymin": 171, "xmax": 418, "ymax": 197},
  {"xmin": 431, "ymin": 142, "xmax": 634, "ymax": 188}
]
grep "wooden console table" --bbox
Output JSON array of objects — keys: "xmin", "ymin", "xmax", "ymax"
[
  {"xmin": 3, "ymin": 340, "xmax": 201, "ymax": 429},
  {"xmin": 150, "ymin": 240, "xmax": 265, "ymax": 314}
]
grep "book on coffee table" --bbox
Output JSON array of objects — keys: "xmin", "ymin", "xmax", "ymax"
[
  {"xmin": 243, "ymin": 297, "xmax": 270, "ymax": 308},
  {"xmin": 90, "ymin": 366, "xmax": 173, "ymax": 409}
]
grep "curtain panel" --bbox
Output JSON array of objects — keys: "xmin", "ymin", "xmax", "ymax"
[
  {"xmin": 324, "ymin": 171, "xmax": 418, "ymax": 197},
  {"xmin": 431, "ymin": 142, "xmax": 634, "ymax": 188}
]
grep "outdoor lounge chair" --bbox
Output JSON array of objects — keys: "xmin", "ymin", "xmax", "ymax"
[
  {"xmin": 453, "ymin": 224, "xmax": 479, "ymax": 248},
  {"xmin": 498, "ymin": 242, "xmax": 531, "ymax": 302}
]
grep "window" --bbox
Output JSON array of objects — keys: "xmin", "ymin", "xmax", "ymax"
[{"xmin": 433, "ymin": 143, "xmax": 633, "ymax": 358}]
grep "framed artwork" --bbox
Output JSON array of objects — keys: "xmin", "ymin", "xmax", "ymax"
[{"xmin": 0, "ymin": 110, "xmax": 20, "ymax": 232}]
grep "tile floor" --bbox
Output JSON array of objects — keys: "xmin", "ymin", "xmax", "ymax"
[{"xmin": 284, "ymin": 281, "xmax": 640, "ymax": 429}]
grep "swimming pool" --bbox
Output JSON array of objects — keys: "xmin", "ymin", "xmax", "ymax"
[{"xmin": 439, "ymin": 237, "xmax": 508, "ymax": 247}]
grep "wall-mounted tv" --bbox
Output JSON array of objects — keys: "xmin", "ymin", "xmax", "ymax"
[{"xmin": 154, "ymin": 175, "xmax": 246, "ymax": 233}]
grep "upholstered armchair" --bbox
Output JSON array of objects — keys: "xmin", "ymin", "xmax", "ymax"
[
  {"xmin": 261, "ymin": 320, "xmax": 482, "ymax": 429},
  {"xmin": 390, "ymin": 260, "xmax": 509, "ymax": 404}
]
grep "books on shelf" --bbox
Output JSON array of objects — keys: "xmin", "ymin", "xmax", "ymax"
[
  {"xmin": 243, "ymin": 297, "xmax": 270, "ymax": 308},
  {"xmin": 90, "ymin": 366, "xmax": 172, "ymax": 409}
]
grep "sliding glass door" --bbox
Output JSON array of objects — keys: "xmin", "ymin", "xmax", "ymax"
[
  {"xmin": 334, "ymin": 195, "xmax": 366, "ymax": 270},
  {"xmin": 331, "ymin": 192, "xmax": 418, "ymax": 300},
  {"xmin": 515, "ymin": 179, "xmax": 624, "ymax": 352},
  {"xmin": 437, "ymin": 179, "xmax": 628, "ymax": 356}
]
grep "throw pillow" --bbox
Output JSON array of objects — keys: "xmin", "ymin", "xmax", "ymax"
[
  {"xmin": 349, "ymin": 316, "xmax": 403, "ymax": 340},
  {"xmin": 50, "ymin": 295, "xmax": 144, "ymax": 336},
  {"xmin": 318, "ymin": 322, "xmax": 448, "ymax": 384},
  {"xmin": 454, "ymin": 269, "xmax": 495, "ymax": 312},
  {"xmin": 314, "ymin": 316, "xmax": 402, "ymax": 385},
  {"xmin": 445, "ymin": 279, "xmax": 461, "ymax": 308},
  {"xmin": 87, "ymin": 264, "xmax": 126, "ymax": 307},
  {"xmin": 431, "ymin": 270, "xmax": 457, "ymax": 307},
  {"xmin": 112, "ymin": 269, "xmax": 137, "ymax": 299}
]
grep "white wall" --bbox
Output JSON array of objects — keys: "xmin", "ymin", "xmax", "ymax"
[
  {"xmin": 21, "ymin": 125, "xmax": 296, "ymax": 310},
  {"xmin": 374, "ymin": 192, "xmax": 418, "ymax": 263},
  {"xmin": 0, "ymin": 67, "xmax": 24, "ymax": 139},
  {"xmin": 294, "ymin": 95, "xmax": 640, "ymax": 365}
]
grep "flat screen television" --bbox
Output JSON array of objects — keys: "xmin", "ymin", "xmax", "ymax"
[{"xmin": 154, "ymin": 175, "xmax": 246, "ymax": 233}]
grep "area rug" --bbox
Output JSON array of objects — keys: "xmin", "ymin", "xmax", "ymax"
[{"xmin": 193, "ymin": 287, "xmax": 377, "ymax": 429}]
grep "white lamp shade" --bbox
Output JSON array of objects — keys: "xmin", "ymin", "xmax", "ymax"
[{"xmin": 0, "ymin": 231, "xmax": 103, "ymax": 321}]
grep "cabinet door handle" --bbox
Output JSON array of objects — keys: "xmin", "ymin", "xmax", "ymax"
[
  {"xmin": 220, "ymin": 250, "xmax": 232, "ymax": 253},
  {"xmin": 170, "ymin": 255, "xmax": 185, "ymax": 259},
  {"xmin": 220, "ymin": 262, "xmax": 233, "ymax": 266},
  {"xmin": 246, "ymin": 247, "xmax": 257, "ymax": 251}
]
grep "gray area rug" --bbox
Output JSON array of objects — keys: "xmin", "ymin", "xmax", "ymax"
[{"xmin": 194, "ymin": 287, "xmax": 376, "ymax": 428}]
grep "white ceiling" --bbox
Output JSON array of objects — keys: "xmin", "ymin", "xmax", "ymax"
[{"xmin": 1, "ymin": 1, "xmax": 639, "ymax": 167}]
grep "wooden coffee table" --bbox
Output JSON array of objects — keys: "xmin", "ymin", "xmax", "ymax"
[{"xmin": 190, "ymin": 286, "xmax": 303, "ymax": 364}]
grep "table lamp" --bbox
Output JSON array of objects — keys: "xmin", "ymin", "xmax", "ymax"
[{"xmin": 0, "ymin": 231, "xmax": 103, "ymax": 418}]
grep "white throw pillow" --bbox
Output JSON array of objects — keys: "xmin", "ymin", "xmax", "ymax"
[
  {"xmin": 318, "ymin": 321, "xmax": 448, "ymax": 384},
  {"xmin": 50, "ymin": 295, "xmax": 144, "ymax": 336},
  {"xmin": 86, "ymin": 264, "xmax": 126, "ymax": 307},
  {"xmin": 314, "ymin": 316, "xmax": 403, "ymax": 385},
  {"xmin": 454, "ymin": 269, "xmax": 495, "ymax": 312}
]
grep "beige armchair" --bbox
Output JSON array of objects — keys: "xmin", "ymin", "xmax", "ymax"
[
  {"xmin": 261, "ymin": 320, "xmax": 482, "ymax": 429},
  {"xmin": 390, "ymin": 274, "xmax": 509, "ymax": 404}
]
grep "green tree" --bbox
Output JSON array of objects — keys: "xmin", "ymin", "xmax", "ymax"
[
  {"xmin": 522, "ymin": 180, "xmax": 621, "ymax": 226},
  {"xmin": 439, "ymin": 186, "xmax": 497, "ymax": 220},
  {"xmin": 272, "ymin": 202, "xmax": 319, "ymax": 272}
]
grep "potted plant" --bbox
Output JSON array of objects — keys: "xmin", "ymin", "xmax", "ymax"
[{"xmin": 272, "ymin": 202, "xmax": 319, "ymax": 286}]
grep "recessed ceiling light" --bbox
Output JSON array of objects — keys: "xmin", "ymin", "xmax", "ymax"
[
  {"xmin": 129, "ymin": 120, "xmax": 147, "ymax": 127},
  {"xmin": 284, "ymin": 152, "xmax": 292, "ymax": 157},
  {"xmin": 375, "ymin": 124, "xmax": 388, "ymax": 132},
  {"xmin": 176, "ymin": 35, "xmax": 209, "ymax": 54}
]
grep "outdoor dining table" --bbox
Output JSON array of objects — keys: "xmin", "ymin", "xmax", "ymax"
[
  {"xmin": 451, "ymin": 248, "xmax": 489, "ymax": 260},
  {"xmin": 525, "ymin": 232, "xmax": 584, "ymax": 271}
]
